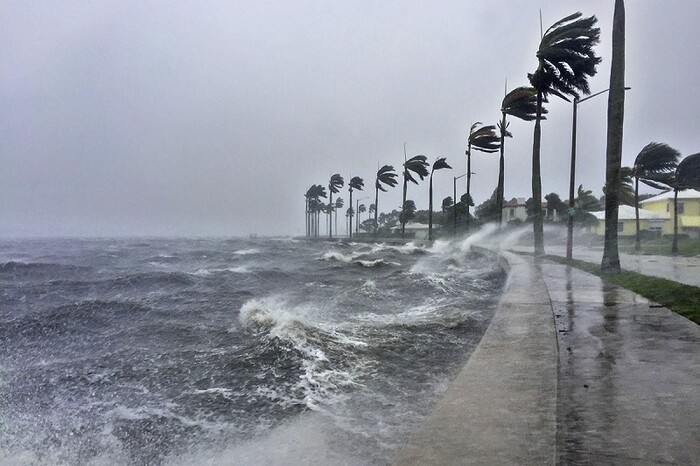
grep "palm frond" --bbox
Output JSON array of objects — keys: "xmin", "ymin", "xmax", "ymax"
[
  {"xmin": 404, "ymin": 155, "xmax": 430, "ymax": 184},
  {"xmin": 376, "ymin": 165, "xmax": 398, "ymax": 191},
  {"xmin": 349, "ymin": 176, "xmax": 364, "ymax": 191},
  {"xmin": 468, "ymin": 124, "xmax": 500, "ymax": 153},
  {"xmin": 432, "ymin": 157, "xmax": 452, "ymax": 172},
  {"xmin": 501, "ymin": 86, "xmax": 547, "ymax": 121},
  {"xmin": 676, "ymin": 153, "xmax": 700, "ymax": 190},
  {"xmin": 634, "ymin": 142, "xmax": 680, "ymax": 178},
  {"xmin": 329, "ymin": 173, "xmax": 344, "ymax": 193},
  {"xmin": 530, "ymin": 12, "xmax": 601, "ymax": 100}
]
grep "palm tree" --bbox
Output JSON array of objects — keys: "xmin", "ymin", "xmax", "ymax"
[
  {"xmin": 305, "ymin": 185, "xmax": 327, "ymax": 237},
  {"xmin": 671, "ymin": 153, "xmax": 700, "ymax": 253},
  {"xmin": 373, "ymin": 165, "xmax": 398, "ymax": 236},
  {"xmin": 529, "ymin": 12, "xmax": 601, "ymax": 257},
  {"xmin": 601, "ymin": 0, "xmax": 626, "ymax": 272},
  {"xmin": 334, "ymin": 197, "xmax": 344, "ymax": 238},
  {"xmin": 498, "ymin": 87, "xmax": 544, "ymax": 224},
  {"xmin": 401, "ymin": 155, "xmax": 430, "ymax": 237},
  {"xmin": 465, "ymin": 123, "xmax": 500, "ymax": 227},
  {"xmin": 347, "ymin": 177, "xmax": 364, "ymax": 238},
  {"xmin": 357, "ymin": 204, "xmax": 367, "ymax": 233},
  {"xmin": 399, "ymin": 200, "xmax": 416, "ymax": 227},
  {"xmin": 327, "ymin": 174, "xmax": 344, "ymax": 238},
  {"xmin": 631, "ymin": 142, "xmax": 680, "ymax": 251},
  {"xmin": 428, "ymin": 157, "xmax": 452, "ymax": 240}
]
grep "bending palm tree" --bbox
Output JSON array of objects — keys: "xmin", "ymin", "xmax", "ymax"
[
  {"xmin": 632, "ymin": 142, "xmax": 680, "ymax": 250},
  {"xmin": 466, "ymin": 123, "xmax": 500, "ymax": 227},
  {"xmin": 428, "ymin": 157, "xmax": 452, "ymax": 240},
  {"xmin": 499, "ymin": 87, "xmax": 543, "ymax": 224},
  {"xmin": 529, "ymin": 12, "xmax": 601, "ymax": 257},
  {"xmin": 373, "ymin": 165, "xmax": 398, "ymax": 236},
  {"xmin": 357, "ymin": 204, "xmax": 367, "ymax": 233},
  {"xmin": 673, "ymin": 153, "xmax": 700, "ymax": 253},
  {"xmin": 347, "ymin": 177, "xmax": 364, "ymax": 239},
  {"xmin": 327, "ymin": 174, "xmax": 344, "ymax": 239},
  {"xmin": 401, "ymin": 155, "xmax": 429, "ymax": 237}
]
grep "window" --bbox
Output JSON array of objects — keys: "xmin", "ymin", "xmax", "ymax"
[
  {"xmin": 677, "ymin": 202, "xmax": 685, "ymax": 214},
  {"xmin": 617, "ymin": 222, "xmax": 624, "ymax": 232},
  {"xmin": 510, "ymin": 208, "xmax": 515, "ymax": 218}
]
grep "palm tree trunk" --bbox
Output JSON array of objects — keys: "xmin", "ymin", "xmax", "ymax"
[
  {"xmin": 532, "ymin": 90, "xmax": 545, "ymax": 257},
  {"xmin": 349, "ymin": 190, "xmax": 353, "ymax": 239},
  {"xmin": 634, "ymin": 176, "xmax": 641, "ymax": 251},
  {"xmin": 401, "ymin": 174, "xmax": 408, "ymax": 238},
  {"xmin": 328, "ymin": 191, "xmax": 333, "ymax": 239},
  {"xmin": 497, "ymin": 113, "xmax": 506, "ymax": 227},
  {"xmin": 566, "ymin": 98, "xmax": 578, "ymax": 260},
  {"xmin": 601, "ymin": 0, "xmax": 626, "ymax": 273},
  {"xmin": 374, "ymin": 185, "xmax": 379, "ymax": 237},
  {"xmin": 466, "ymin": 145, "xmax": 472, "ymax": 230},
  {"xmin": 672, "ymin": 188, "xmax": 679, "ymax": 254},
  {"xmin": 429, "ymin": 173, "xmax": 434, "ymax": 241}
]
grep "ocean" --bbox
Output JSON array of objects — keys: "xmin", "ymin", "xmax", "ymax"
[{"xmin": 0, "ymin": 236, "xmax": 505, "ymax": 465}]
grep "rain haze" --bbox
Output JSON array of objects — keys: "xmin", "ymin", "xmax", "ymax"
[{"xmin": 2, "ymin": 0, "xmax": 699, "ymax": 238}]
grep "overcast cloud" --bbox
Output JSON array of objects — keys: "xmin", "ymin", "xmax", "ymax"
[{"xmin": 2, "ymin": 1, "xmax": 699, "ymax": 237}]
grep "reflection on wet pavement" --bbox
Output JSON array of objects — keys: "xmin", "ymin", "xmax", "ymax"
[{"xmin": 544, "ymin": 261, "xmax": 700, "ymax": 465}]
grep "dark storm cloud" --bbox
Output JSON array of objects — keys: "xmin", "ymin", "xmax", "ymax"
[{"xmin": 2, "ymin": 1, "xmax": 699, "ymax": 237}]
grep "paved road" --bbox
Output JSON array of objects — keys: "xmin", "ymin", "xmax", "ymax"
[{"xmin": 510, "ymin": 244, "xmax": 700, "ymax": 287}]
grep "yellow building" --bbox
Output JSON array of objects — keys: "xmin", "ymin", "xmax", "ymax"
[
  {"xmin": 639, "ymin": 189, "xmax": 700, "ymax": 238},
  {"xmin": 589, "ymin": 205, "xmax": 669, "ymax": 236}
]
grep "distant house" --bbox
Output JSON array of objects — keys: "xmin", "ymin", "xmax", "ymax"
[
  {"xmin": 587, "ymin": 205, "xmax": 669, "ymax": 236},
  {"xmin": 501, "ymin": 197, "xmax": 556, "ymax": 223},
  {"xmin": 639, "ymin": 189, "xmax": 700, "ymax": 238},
  {"xmin": 393, "ymin": 222, "xmax": 433, "ymax": 239}
]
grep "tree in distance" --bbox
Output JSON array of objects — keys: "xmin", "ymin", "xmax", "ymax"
[
  {"xmin": 498, "ymin": 86, "xmax": 545, "ymax": 224},
  {"xmin": 428, "ymin": 157, "xmax": 452, "ymax": 240},
  {"xmin": 327, "ymin": 174, "xmax": 344, "ymax": 239},
  {"xmin": 401, "ymin": 155, "xmax": 430, "ymax": 237},
  {"xmin": 347, "ymin": 177, "xmax": 364, "ymax": 239},
  {"xmin": 373, "ymin": 165, "xmax": 399, "ymax": 236}
]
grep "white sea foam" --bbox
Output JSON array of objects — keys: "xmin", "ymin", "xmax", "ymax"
[
  {"xmin": 318, "ymin": 251, "xmax": 356, "ymax": 262},
  {"xmin": 354, "ymin": 259, "xmax": 400, "ymax": 268},
  {"xmin": 234, "ymin": 248, "xmax": 260, "ymax": 256},
  {"xmin": 191, "ymin": 265, "xmax": 250, "ymax": 276}
]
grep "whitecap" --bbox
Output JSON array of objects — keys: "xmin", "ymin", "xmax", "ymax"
[{"xmin": 234, "ymin": 248, "xmax": 260, "ymax": 256}]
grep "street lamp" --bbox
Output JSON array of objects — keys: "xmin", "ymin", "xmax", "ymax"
[
  {"xmin": 453, "ymin": 173, "xmax": 467, "ymax": 235},
  {"xmin": 567, "ymin": 86, "xmax": 631, "ymax": 259}
]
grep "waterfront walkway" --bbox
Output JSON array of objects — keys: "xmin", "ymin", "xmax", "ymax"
[{"xmin": 396, "ymin": 251, "xmax": 700, "ymax": 465}]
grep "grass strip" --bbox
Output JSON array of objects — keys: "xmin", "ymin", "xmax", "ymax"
[{"xmin": 544, "ymin": 255, "xmax": 700, "ymax": 325}]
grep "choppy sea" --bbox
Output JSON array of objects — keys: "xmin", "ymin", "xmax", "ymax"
[{"xmin": 0, "ymin": 236, "xmax": 505, "ymax": 465}]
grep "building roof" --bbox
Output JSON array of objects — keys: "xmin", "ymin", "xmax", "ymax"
[
  {"xmin": 590, "ymin": 205, "xmax": 669, "ymax": 221},
  {"xmin": 639, "ymin": 189, "xmax": 700, "ymax": 204}
]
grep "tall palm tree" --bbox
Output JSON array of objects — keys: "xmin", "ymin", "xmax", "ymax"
[
  {"xmin": 672, "ymin": 153, "xmax": 700, "ymax": 253},
  {"xmin": 498, "ymin": 87, "xmax": 544, "ymax": 224},
  {"xmin": 347, "ymin": 176, "xmax": 364, "ymax": 239},
  {"xmin": 465, "ymin": 123, "xmax": 500, "ymax": 227},
  {"xmin": 401, "ymin": 155, "xmax": 430, "ymax": 237},
  {"xmin": 631, "ymin": 142, "xmax": 680, "ymax": 250},
  {"xmin": 428, "ymin": 157, "xmax": 452, "ymax": 240},
  {"xmin": 373, "ymin": 165, "xmax": 398, "ymax": 236},
  {"xmin": 305, "ymin": 185, "xmax": 327, "ymax": 237},
  {"xmin": 601, "ymin": 0, "xmax": 626, "ymax": 272},
  {"xmin": 529, "ymin": 12, "xmax": 601, "ymax": 257},
  {"xmin": 327, "ymin": 174, "xmax": 344, "ymax": 239}
]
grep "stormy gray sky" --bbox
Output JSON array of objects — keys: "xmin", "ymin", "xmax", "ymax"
[{"xmin": 2, "ymin": 1, "xmax": 699, "ymax": 237}]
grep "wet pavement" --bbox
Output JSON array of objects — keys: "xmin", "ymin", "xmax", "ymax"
[
  {"xmin": 396, "ymin": 249, "xmax": 700, "ymax": 465},
  {"xmin": 543, "ymin": 260, "xmax": 700, "ymax": 465},
  {"xmin": 511, "ymin": 244, "xmax": 700, "ymax": 287}
]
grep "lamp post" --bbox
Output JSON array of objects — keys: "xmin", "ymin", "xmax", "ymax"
[
  {"xmin": 567, "ymin": 87, "xmax": 631, "ymax": 259},
  {"xmin": 453, "ymin": 173, "xmax": 467, "ymax": 235}
]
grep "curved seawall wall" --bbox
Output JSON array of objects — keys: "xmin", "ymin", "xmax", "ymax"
[{"xmin": 395, "ymin": 249, "xmax": 558, "ymax": 465}]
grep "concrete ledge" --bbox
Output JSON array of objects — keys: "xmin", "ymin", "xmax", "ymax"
[{"xmin": 395, "ymin": 251, "xmax": 558, "ymax": 465}]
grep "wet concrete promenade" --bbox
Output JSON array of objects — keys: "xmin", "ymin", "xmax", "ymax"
[{"xmin": 396, "ymin": 250, "xmax": 700, "ymax": 465}]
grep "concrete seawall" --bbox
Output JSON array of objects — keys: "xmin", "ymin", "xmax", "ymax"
[{"xmin": 395, "ymin": 250, "xmax": 558, "ymax": 465}]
